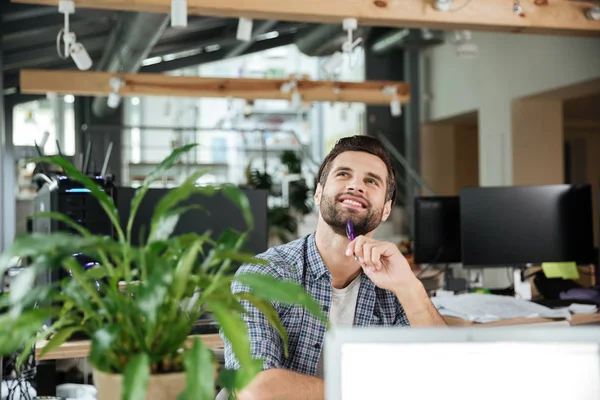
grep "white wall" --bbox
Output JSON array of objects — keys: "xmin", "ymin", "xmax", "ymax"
[
  {"xmin": 421, "ymin": 31, "xmax": 600, "ymax": 187},
  {"xmin": 421, "ymin": 31, "xmax": 600, "ymax": 289}
]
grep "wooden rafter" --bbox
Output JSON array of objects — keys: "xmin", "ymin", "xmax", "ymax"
[
  {"xmin": 11, "ymin": 0, "xmax": 600, "ymax": 36},
  {"xmin": 19, "ymin": 69, "xmax": 410, "ymax": 104}
]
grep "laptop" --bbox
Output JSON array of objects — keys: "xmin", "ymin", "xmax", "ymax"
[{"xmin": 324, "ymin": 326, "xmax": 600, "ymax": 400}]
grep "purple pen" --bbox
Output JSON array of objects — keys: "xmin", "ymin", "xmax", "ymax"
[
  {"xmin": 346, "ymin": 219, "xmax": 355, "ymax": 241},
  {"xmin": 346, "ymin": 220, "xmax": 359, "ymax": 261}
]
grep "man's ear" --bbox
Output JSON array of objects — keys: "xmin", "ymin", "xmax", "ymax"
[
  {"xmin": 380, "ymin": 200, "xmax": 392, "ymax": 223},
  {"xmin": 314, "ymin": 182, "xmax": 323, "ymax": 206}
]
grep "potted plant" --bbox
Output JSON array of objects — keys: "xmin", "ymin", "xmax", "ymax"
[{"xmin": 0, "ymin": 144, "xmax": 324, "ymax": 400}]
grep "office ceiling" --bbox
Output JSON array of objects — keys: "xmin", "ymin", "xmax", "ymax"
[{"xmin": 1, "ymin": 0, "xmax": 311, "ymax": 101}]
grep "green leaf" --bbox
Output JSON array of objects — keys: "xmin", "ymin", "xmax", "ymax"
[
  {"xmin": 171, "ymin": 240, "xmax": 202, "ymax": 302},
  {"xmin": 0, "ymin": 232, "xmax": 115, "ymax": 277},
  {"xmin": 234, "ymin": 273, "xmax": 325, "ymax": 323},
  {"xmin": 32, "ymin": 211, "xmax": 92, "ymax": 237},
  {"xmin": 85, "ymin": 265, "xmax": 109, "ymax": 280},
  {"xmin": 222, "ymin": 185, "xmax": 253, "ymax": 231},
  {"xmin": 90, "ymin": 325, "xmax": 121, "ymax": 372},
  {"xmin": 127, "ymin": 144, "xmax": 198, "ymax": 243},
  {"xmin": 148, "ymin": 204, "xmax": 206, "ymax": 243},
  {"xmin": 236, "ymin": 292, "xmax": 289, "ymax": 358},
  {"xmin": 208, "ymin": 302, "xmax": 260, "ymax": 390},
  {"xmin": 0, "ymin": 308, "xmax": 56, "ymax": 356},
  {"xmin": 40, "ymin": 326, "xmax": 85, "ymax": 358},
  {"xmin": 218, "ymin": 369, "xmax": 238, "ymax": 398},
  {"xmin": 136, "ymin": 268, "xmax": 171, "ymax": 328},
  {"xmin": 213, "ymin": 250, "xmax": 268, "ymax": 267},
  {"xmin": 122, "ymin": 353, "xmax": 150, "ymax": 400},
  {"xmin": 184, "ymin": 338, "xmax": 216, "ymax": 400},
  {"xmin": 151, "ymin": 168, "xmax": 213, "ymax": 221}
]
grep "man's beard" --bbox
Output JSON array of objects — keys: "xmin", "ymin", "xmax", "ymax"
[{"xmin": 320, "ymin": 192, "xmax": 383, "ymax": 237}]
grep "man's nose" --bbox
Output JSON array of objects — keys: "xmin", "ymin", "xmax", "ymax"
[{"xmin": 347, "ymin": 180, "xmax": 365, "ymax": 194}]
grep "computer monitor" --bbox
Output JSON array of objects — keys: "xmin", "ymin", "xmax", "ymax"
[
  {"xmin": 413, "ymin": 196, "xmax": 461, "ymax": 264},
  {"xmin": 115, "ymin": 187, "xmax": 268, "ymax": 255},
  {"xmin": 460, "ymin": 184, "xmax": 595, "ymax": 267},
  {"xmin": 324, "ymin": 326, "xmax": 600, "ymax": 400}
]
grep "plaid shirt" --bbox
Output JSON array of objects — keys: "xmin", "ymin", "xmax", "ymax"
[{"xmin": 222, "ymin": 233, "xmax": 410, "ymax": 376}]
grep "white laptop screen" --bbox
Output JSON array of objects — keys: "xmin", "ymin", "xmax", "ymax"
[{"xmin": 340, "ymin": 342, "xmax": 600, "ymax": 400}]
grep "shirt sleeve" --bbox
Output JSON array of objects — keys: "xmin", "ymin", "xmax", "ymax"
[
  {"xmin": 394, "ymin": 296, "xmax": 411, "ymax": 327},
  {"xmin": 221, "ymin": 261, "xmax": 285, "ymax": 371}
]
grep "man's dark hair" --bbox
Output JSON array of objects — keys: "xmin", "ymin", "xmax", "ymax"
[{"xmin": 316, "ymin": 135, "xmax": 397, "ymax": 206}]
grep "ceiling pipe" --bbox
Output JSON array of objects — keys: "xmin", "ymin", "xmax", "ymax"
[
  {"xmin": 92, "ymin": 12, "xmax": 170, "ymax": 117},
  {"xmin": 371, "ymin": 28, "xmax": 444, "ymax": 54}
]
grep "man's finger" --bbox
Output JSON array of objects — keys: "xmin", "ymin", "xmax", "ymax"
[
  {"xmin": 362, "ymin": 242, "xmax": 375, "ymax": 268},
  {"xmin": 351, "ymin": 236, "xmax": 367, "ymax": 260},
  {"xmin": 371, "ymin": 245, "xmax": 382, "ymax": 270}
]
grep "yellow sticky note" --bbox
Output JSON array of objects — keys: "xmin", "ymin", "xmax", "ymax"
[{"xmin": 541, "ymin": 262, "xmax": 580, "ymax": 280}]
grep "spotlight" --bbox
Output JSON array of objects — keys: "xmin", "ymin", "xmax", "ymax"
[
  {"xmin": 107, "ymin": 92, "xmax": 121, "ymax": 109},
  {"xmin": 382, "ymin": 86, "xmax": 402, "ymax": 118},
  {"xmin": 171, "ymin": 0, "xmax": 187, "ymax": 27},
  {"xmin": 69, "ymin": 41, "xmax": 93, "ymax": 70},
  {"xmin": 322, "ymin": 51, "xmax": 344, "ymax": 76},
  {"xmin": 57, "ymin": 0, "xmax": 92, "ymax": 70},
  {"xmin": 390, "ymin": 98, "xmax": 402, "ymax": 117},
  {"xmin": 107, "ymin": 77, "xmax": 124, "ymax": 109}
]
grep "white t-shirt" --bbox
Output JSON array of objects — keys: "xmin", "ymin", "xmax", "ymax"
[{"xmin": 315, "ymin": 274, "xmax": 362, "ymax": 378}]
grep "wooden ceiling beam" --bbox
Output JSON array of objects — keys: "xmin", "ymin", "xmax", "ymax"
[
  {"xmin": 11, "ymin": 0, "xmax": 600, "ymax": 36},
  {"xmin": 19, "ymin": 69, "xmax": 410, "ymax": 104}
]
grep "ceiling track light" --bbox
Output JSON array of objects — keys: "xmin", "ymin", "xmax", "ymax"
[
  {"xmin": 171, "ymin": 0, "xmax": 188, "ymax": 27},
  {"xmin": 280, "ymin": 78, "xmax": 303, "ymax": 110},
  {"xmin": 57, "ymin": 0, "xmax": 92, "ymax": 70},
  {"xmin": 382, "ymin": 85, "xmax": 401, "ymax": 118},
  {"xmin": 322, "ymin": 18, "xmax": 363, "ymax": 77},
  {"xmin": 107, "ymin": 77, "xmax": 125, "ymax": 109}
]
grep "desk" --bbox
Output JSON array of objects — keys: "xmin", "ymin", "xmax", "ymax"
[
  {"xmin": 34, "ymin": 334, "xmax": 224, "ymax": 396},
  {"xmin": 444, "ymin": 313, "xmax": 600, "ymax": 327},
  {"xmin": 35, "ymin": 334, "xmax": 224, "ymax": 361}
]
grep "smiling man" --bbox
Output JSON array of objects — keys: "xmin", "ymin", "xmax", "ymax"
[{"xmin": 223, "ymin": 135, "xmax": 446, "ymax": 400}]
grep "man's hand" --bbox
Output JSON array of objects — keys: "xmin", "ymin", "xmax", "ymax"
[
  {"xmin": 346, "ymin": 235, "xmax": 447, "ymax": 327},
  {"xmin": 345, "ymin": 235, "xmax": 415, "ymax": 292}
]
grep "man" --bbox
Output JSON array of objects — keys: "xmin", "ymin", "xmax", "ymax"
[{"xmin": 223, "ymin": 135, "xmax": 446, "ymax": 400}]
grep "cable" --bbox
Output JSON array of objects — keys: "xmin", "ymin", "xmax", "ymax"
[{"xmin": 416, "ymin": 246, "xmax": 445, "ymax": 279}]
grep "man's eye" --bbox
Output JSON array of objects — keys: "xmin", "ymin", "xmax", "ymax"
[
  {"xmin": 338, "ymin": 172, "xmax": 348, "ymax": 177},
  {"xmin": 367, "ymin": 179, "xmax": 378, "ymax": 185}
]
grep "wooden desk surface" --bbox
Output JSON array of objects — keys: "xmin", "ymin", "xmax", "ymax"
[
  {"xmin": 444, "ymin": 312, "xmax": 600, "ymax": 327},
  {"xmin": 36, "ymin": 334, "xmax": 224, "ymax": 361},
  {"xmin": 37, "ymin": 314, "xmax": 600, "ymax": 360}
]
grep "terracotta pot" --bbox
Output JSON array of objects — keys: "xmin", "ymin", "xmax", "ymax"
[{"xmin": 93, "ymin": 367, "xmax": 186, "ymax": 400}]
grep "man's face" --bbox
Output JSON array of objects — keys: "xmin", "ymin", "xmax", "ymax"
[{"xmin": 314, "ymin": 151, "xmax": 392, "ymax": 237}]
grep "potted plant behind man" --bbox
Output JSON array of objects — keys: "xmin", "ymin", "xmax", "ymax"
[{"xmin": 0, "ymin": 144, "xmax": 324, "ymax": 400}]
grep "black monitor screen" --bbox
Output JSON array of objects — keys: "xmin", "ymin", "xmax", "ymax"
[
  {"xmin": 460, "ymin": 184, "xmax": 595, "ymax": 267},
  {"xmin": 413, "ymin": 196, "xmax": 461, "ymax": 264},
  {"xmin": 115, "ymin": 187, "xmax": 268, "ymax": 255}
]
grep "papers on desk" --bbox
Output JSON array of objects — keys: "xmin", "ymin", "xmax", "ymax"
[
  {"xmin": 431, "ymin": 293, "xmax": 572, "ymax": 323},
  {"xmin": 557, "ymin": 303, "xmax": 598, "ymax": 315}
]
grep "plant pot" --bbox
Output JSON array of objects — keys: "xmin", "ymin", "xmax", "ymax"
[{"xmin": 93, "ymin": 367, "xmax": 186, "ymax": 400}]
